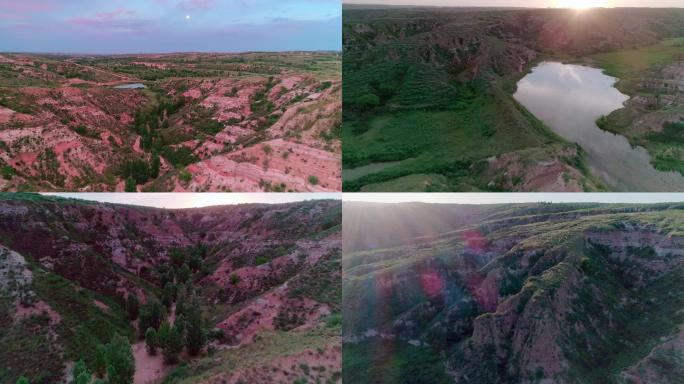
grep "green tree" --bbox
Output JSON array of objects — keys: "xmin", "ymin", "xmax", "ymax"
[
  {"xmin": 138, "ymin": 301, "xmax": 165, "ymax": 338},
  {"xmin": 158, "ymin": 321, "xmax": 183, "ymax": 364},
  {"xmin": 150, "ymin": 155, "xmax": 160, "ymax": 179},
  {"xmin": 16, "ymin": 377, "xmax": 29, "ymax": 384},
  {"xmin": 93, "ymin": 344, "xmax": 107, "ymax": 377},
  {"xmin": 104, "ymin": 334, "xmax": 134, "ymax": 384},
  {"xmin": 162, "ymin": 282, "xmax": 175, "ymax": 309},
  {"xmin": 169, "ymin": 249, "xmax": 185, "ymax": 269},
  {"xmin": 126, "ymin": 294, "xmax": 139, "ymax": 320},
  {"xmin": 124, "ymin": 177, "xmax": 136, "ymax": 192},
  {"xmin": 75, "ymin": 372, "xmax": 91, "ymax": 384},
  {"xmin": 145, "ymin": 327, "xmax": 158, "ymax": 355},
  {"xmin": 185, "ymin": 296, "xmax": 207, "ymax": 356},
  {"xmin": 72, "ymin": 359, "xmax": 88, "ymax": 381},
  {"xmin": 177, "ymin": 263, "xmax": 191, "ymax": 283},
  {"xmin": 72, "ymin": 359, "xmax": 91, "ymax": 384}
]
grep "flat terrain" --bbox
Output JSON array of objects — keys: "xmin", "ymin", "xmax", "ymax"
[
  {"xmin": 0, "ymin": 52, "xmax": 341, "ymax": 192},
  {"xmin": 0, "ymin": 194, "xmax": 341, "ymax": 383},
  {"xmin": 342, "ymin": 6, "xmax": 684, "ymax": 191},
  {"xmin": 343, "ymin": 201, "xmax": 684, "ymax": 383}
]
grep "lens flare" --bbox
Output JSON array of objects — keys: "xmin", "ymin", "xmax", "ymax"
[{"xmin": 554, "ymin": 0, "xmax": 609, "ymax": 9}]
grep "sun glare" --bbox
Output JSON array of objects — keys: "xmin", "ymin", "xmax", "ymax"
[{"xmin": 554, "ymin": 0, "xmax": 609, "ymax": 9}]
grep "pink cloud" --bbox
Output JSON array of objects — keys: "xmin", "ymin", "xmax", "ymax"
[
  {"xmin": 0, "ymin": 0, "xmax": 60, "ymax": 12},
  {"xmin": 179, "ymin": 0, "xmax": 215, "ymax": 10},
  {"xmin": 68, "ymin": 8, "xmax": 146, "ymax": 32}
]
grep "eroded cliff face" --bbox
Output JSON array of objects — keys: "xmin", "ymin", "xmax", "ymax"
[
  {"xmin": 343, "ymin": 202, "xmax": 684, "ymax": 384},
  {"xmin": 344, "ymin": 8, "xmax": 684, "ymax": 82},
  {"xmin": 0, "ymin": 195, "xmax": 341, "ymax": 383}
]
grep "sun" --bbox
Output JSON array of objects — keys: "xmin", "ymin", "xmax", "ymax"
[{"xmin": 554, "ymin": 0, "xmax": 609, "ymax": 9}]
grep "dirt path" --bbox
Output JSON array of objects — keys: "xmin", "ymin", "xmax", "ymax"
[
  {"xmin": 133, "ymin": 342, "xmax": 168, "ymax": 384},
  {"xmin": 132, "ymin": 304, "xmax": 176, "ymax": 384}
]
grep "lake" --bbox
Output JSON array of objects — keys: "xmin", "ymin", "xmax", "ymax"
[
  {"xmin": 114, "ymin": 83, "xmax": 146, "ymax": 89},
  {"xmin": 514, "ymin": 61, "xmax": 684, "ymax": 191}
]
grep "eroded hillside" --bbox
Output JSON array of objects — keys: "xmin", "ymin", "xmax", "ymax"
[
  {"xmin": 342, "ymin": 6, "xmax": 684, "ymax": 191},
  {"xmin": 0, "ymin": 52, "xmax": 341, "ymax": 192},
  {"xmin": 343, "ymin": 201, "xmax": 684, "ymax": 383},
  {"xmin": 0, "ymin": 194, "xmax": 341, "ymax": 383}
]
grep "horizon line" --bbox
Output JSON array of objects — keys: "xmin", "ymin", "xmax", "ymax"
[
  {"xmin": 342, "ymin": 3, "xmax": 684, "ymax": 9},
  {"xmin": 0, "ymin": 49, "xmax": 342, "ymax": 56}
]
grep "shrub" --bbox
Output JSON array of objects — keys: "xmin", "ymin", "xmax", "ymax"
[
  {"xmin": 179, "ymin": 169, "xmax": 192, "ymax": 183},
  {"xmin": 158, "ymin": 321, "xmax": 183, "ymax": 364},
  {"xmin": 124, "ymin": 177, "xmax": 136, "ymax": 192},
  {"xmin": 185, "ymin": 296, "xmax": 206, "ymax": 356},
  {"xmin": 145, "ymin": 328, "xmax": 157, "ymax": 355},
  {"xmin": 308, "ymin": 175, "xmax": 319, "ymax": 185},
  {"xmin": 126, "ymin": 294, "xmax": 139, "ymax": 320},
  {"xmin": 103, "ymin": 334, "xmax": 134, "ymax": 384}
]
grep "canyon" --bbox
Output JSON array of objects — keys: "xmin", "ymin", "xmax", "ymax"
[
  {"xmin": 0, "ymin": 52, "xmax": 341, "ymax": 192},
  {"xmin": 342, "ymin": 6, "xmax": 684, "ymax": 192},
  {"xmin": 343, "ymin": 201, "xmax": 684, "ymax": 383},
  {"xmin": 0, "ymin": 194, "xmax": 341, "ymax": 383}
]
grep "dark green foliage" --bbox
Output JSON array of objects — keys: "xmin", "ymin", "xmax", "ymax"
[
  {"xmin": 138, "ymin": 301, "xmax": 165, "ymax": 338},
  {"xmin": 308, "ymin": 175, "xmax": 319, "ymax": 185},
  {"xmin": 170, "ymin": 248, "xmax": 186, "ymax": 269},
  {"xmin": 150, "ymin": 155, "xmax": 160, "ymax": 179},
  {"xmin": 158, "ymin": 321, "xmax": 183, "ymax": 364},
  {"xmin": 194, "ymin": 118, "xmax": 223, "ymax": 135},
  {"xmin": 121, "ymin": 159, "xmax": 150, "ymax": 184},
  {"xmin": 93, "ymin": 345, "xmax": 106, "ymax": 377},
  {"xmin": 103, "ymin": 334, "xmax": 134, "ymax": 384},
  {"xmin": 184, "ymin": 296, "xmax": 206, "ymax": 356},
  {"xmin": 145, "ymin": 328, "xmax": 157, "ymax": 355},
  {"xmin": 229, "ymin": 273, "xmax": 240, "ymax": 285},
  {"xmin": 124, "ymin": 177, "xmax": 136, "ymax": 192},
  {"xmin": 162, "ymin": 282, "xmax": 175, "ymax": 309},
  {"xmin": 16, "ymin": 377, "xmax": 29, "ymax": 384},
  {"xmin": 72, "ymin": 359, "xmax": 89, "ymax": 383},
  {"xmin": 161, "ymin": 146, "xmax": 198, "ymax": 169},
  {"xmin": 75, "ymin": 372, "xmax": 91, "ymax": 384},
  {"xmin": 2, "ymin": 164, "xmax": 14, "ymax": 180},
  {"xmin": 343, "ymin": 340, "xmax": 451, "ymax": 384},
  {"xmin": 126, "ymin": 295, "xmax": 139, "ymax": 321},
  {"xmin": 177, "ymin": 264, "xmax": 191, "ymax": 283}
]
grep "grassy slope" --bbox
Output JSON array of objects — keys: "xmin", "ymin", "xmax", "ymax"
[
  {"xmin": 341, "ymin": 16, "xmax": 589, "ymax": 192},
  {"xmin": 343, "ymin": 203, "xmax": 684, "ymax": 383},
  {"xmin": 591, "ymin": 38, "xmax": 684, "ymax": 175}
]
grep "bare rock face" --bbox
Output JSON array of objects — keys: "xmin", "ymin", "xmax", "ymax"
[{"xmin": 343, "ymin": 202, "xmax": 684, "ymax": 384}]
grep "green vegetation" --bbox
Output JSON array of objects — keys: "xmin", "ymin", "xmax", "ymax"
[
  {"xmin": 343, "ymin": 201, "xmax": 684, "ymax": 383},
  {"xmin": 343, "ymin": 340, "xmax": 451, "ymax": 384},
  {"xmin": 103, "ymin": 334, "xmax": 135, "ymax": 384}
]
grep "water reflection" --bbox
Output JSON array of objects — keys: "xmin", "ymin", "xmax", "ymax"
[{"xmin": 514, "ymin": 61, "xmax": 684, "ymax": 191}]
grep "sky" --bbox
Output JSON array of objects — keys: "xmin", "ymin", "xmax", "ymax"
[
  {"xmin": 0, "ymin": 0, "xmax": 341, "ymax": 53},
  {"xmin": 344, "ymin": 0, "xmax": 684, "ymax": 8},
  {"xmin": 344, "ymin": 193, "xmax": 684, "ymax": 204},
  {"xmin": 42, "ymin": 192, "xmax": 341, "ymax": 208}
]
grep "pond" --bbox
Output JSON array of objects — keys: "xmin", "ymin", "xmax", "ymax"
[
  {"xmin": 513, "ymin": 61, "xmax": 684, "ymax": 191},
  {"xmin": 114, "ymin": 83, "xmax": 146, "ymax": 89}
]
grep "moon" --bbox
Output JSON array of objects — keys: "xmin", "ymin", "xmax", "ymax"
[{"xmin": 185, "ymin": 15, "xmax": 191, "ymax": 20}]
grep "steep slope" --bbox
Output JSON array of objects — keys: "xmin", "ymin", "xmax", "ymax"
[
  {"xmin": 0, "ymin": 52, "xmax": 341, "ymax": 192},
  {"xmin": 0, "ymin": 194, "xmax": 341, "ymax": 383},
  {"xmin": 342, "ymin": 6, "xmax": 684, "ymax": 191},
  {"xmin": 342, "ymin": 201, "xmax": 684, "ymax": 383}
]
